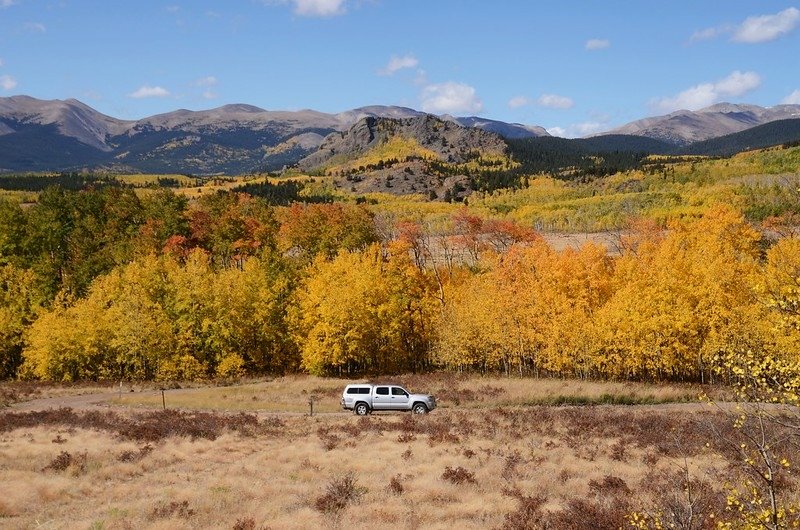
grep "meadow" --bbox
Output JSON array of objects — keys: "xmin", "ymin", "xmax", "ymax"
[{"xmin": 0, "ymin": 375, "xmax": 779, "ymax": 529}]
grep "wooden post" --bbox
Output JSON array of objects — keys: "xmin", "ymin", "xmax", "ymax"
[{"xmin": 161, "ymin": 388, "xmax": 166, "ymax": 410}]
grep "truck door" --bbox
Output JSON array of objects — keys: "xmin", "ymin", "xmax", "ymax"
[
  {"xmin": 390, "ymin": 386, "xmax": 410, "ymax": 409},
  {"xmin": 372, "ymin": 386, "xmax": 391, "ymax": 410}
]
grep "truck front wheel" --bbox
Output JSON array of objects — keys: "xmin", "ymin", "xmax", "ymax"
[
  {"xmin": 354, "ymin": 402, "xmax": 370, "ymax": 416},
  {"xmin": 412, "ymin": 403, "xmax": 428, "ymax": 414}
]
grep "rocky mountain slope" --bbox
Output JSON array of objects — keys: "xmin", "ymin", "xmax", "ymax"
[
  {"xmin": 603, "ymin": 103, "xmax": 800, "ymax": 145},
  {"xmin": 0, "ymin": 97, "xmax": 547, "ymax": 174},
  {"xmin": 298, "ymin": 114, "xmax": 513, "ymax": 198}
]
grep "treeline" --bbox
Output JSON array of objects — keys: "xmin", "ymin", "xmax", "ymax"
[
  {"xmin": 0, "ymin": 173, "xmax": 122, "ymax": 192},
  {"xmin": 497, "ymin": 137, "xmax": 651, "ymax": 189},
  {"xmin": 231, "ymin": 179, "xmax": 330, "ymax": 205},
  {"xmin": 1, "ymin": 187, "xmax": 798, "ymax": 383}
]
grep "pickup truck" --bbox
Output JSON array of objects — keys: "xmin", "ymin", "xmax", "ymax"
[{"xmin": 341, "ymin": 384, "xmax": 436, "ymax": 415}]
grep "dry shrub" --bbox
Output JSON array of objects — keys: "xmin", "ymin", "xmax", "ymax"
[
  {"xmin": 441, "ymin": 466, "xmax": 476, "ymax": 485},
  {"xmin": 42, "ymin": 450, "xmax": 87, "ymax": 474},
  {"xmin": 1, "ymin": 408, "xmax": 272, "ymax": 442},
  {"xmin": 463, "ymin": 448, "xmax": 476, "ymax": 459},
  {"xmin": 233, "ymin": 517, "xmax": 256, "ymax": 530},
  {"xmin": 425, "ymin": 419, "xmax": 461, "ymax": 445},
  {"xmin": 51, "ymin": 433, "xmax": 67, "ymax": 444},
  {"xmin": 638, "ymin": 470, "xmax": 725, "ymax": 530},
  {"xmin": 609, "ymin": 439, "xmax": 626, "ymax": 461},
  {"xmin": 151, "ymin": 500, "xmax": 195, "ymax": 519},
  {"xmin": 401, "ymin": 449, "xmax": 413, "ymax": 460},
  {"xmin": 501, "ymin": 488, "xmax": 548, "ymax": 530},
  {"xmin": 543, "ymin": 497, "xmax": 630, "ymax": 530},
  {"xmin": 397, "ymin": 432, "xmax": 416, "ymax": 443},
  {"xmin": 588, "ymin": 475, "xmax": 631, "ymax": 497},
  {"xmin": 316, "ymin": 426, "xmax": 341, "ymax": 451},
  {"xmin": 117, "ymin": 443, "xmax": 153, "ymax": 463},
  {"xmin": 314, "ymin": 473, "xmax": 364, "ymax": 515},
  {"xmin": 536, "ymin": 476, "xmax": 632, "ymax": 529},
  {"xmin": 388, "ymin": 475, "xmax": 404, "ymax": 495},
  {"xmin": 502, "ymin": 450, "xmax": 524, "ymax": 481},
  {"xmin": 232, "ymin": 517, "xmax": 271, "ymax": 530}
]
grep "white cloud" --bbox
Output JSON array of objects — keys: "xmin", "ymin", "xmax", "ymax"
[
  {"xmin": 536, "ymin": 93, "xmax": 574, "ymax": 109},
  {"xmin": 734, "ymin": 7, "xmax": 800, "ymax": 43},
  {"xmin": 194, "ymin": 76, "xmax": 218, "ymax": 87},
  {"xmin": 292, "ymin": 0, "xmax": 346, "ymax": 17},
  {"xmin": 651, "ymin": 70, "xmax": 761, "ymax": 113},
  {"xmin": 782, "ymin": 89, "xmax": 800, "ymax": 104},
  {"xmin": 585, "ymin": 38, "xmax": 610, "ymax": 50},
  {"xmin": 508, "ymin": 96, "xmax": 530, "ymax": 109},
  {"xmin": 573, "ymin": 122, "xmax": 604, "ymax": 136},
  {"xmin": 202, "ymin": 90, "xmax": 218, "ymax": 100},
  {"xmin": 690, "ymin": 26, "xmax": 728, "ymax": 42},
  {"xmin": 378, "ymin": 54, "xmax": 418, "ymax": 76},
  {"xmin": 165, "ymin": 5, "xmax": 180, "ymax": 13},
  {"xmin": 24, "ymin": 22, "xmax": 46, "ymax": 33},
  {"xmin": 413, "ymin": 69, "xmax": 428, "ymax": 86},
  {"xmin": 0, "ymin": 58, "xmax": 4, "ymax": 67},
  {"xmin": 691, "ymin": 8, "xmax": 800, "ymax": 44},
  {"xmin": 0, "ymin": 74, "xmax": 17, "ymax": 91},
  {"xmin": 1, "ymin": 0, "xmax": 16, "ymax": 8},
  {"xmin": 546, "ymin": 121, "xmax": 606, "ymax": 138},
  {"xmin": 420, "ymin": 82, "xmax": 483, "ymax": 115},
  {"xmin": 128, "ymin": 85, "xmax": 171, "ymax": 99}
]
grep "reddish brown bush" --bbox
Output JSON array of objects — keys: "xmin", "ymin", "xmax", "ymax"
[
  {"xmin": 501, "ymin": 488, "xmax": 548, "ymax": 530},
  {"xmin": 441, "ymin": 466, "xmax": 476, "ymax": 485},
  {"xmin": 42, "ymin": 450, "xmax": 87, "ymax": 473},
  {"xmin": 314, "ymin": 473, "xmax": 364, "ymax": 515},
  {"xmin": 388, "ymin": 475, "xmax": 404, "ymax": 495}
]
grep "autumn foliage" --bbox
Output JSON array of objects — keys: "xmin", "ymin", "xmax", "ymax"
[{"xmin": 1, "ymin": 186, "xmax": 799, "ymax": 383}]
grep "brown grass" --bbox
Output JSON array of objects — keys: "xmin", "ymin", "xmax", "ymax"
[
  {"xmin": 1, "ymin": 402, "xmax": 793, "ymax": 529},
  {"xmin": 102, "ymin": 374, "xmax": 702, "ymax": 413}
]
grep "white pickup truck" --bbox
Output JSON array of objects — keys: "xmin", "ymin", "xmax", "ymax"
[{"xmin": 341, "ymin": 384, "xmax": 436, "ymax": 415}]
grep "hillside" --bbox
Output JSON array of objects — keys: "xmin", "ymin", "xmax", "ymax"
[
  {"xmin": 297, "ymin": 115, "xmax": 514, "ymax": 198},
  {"xmin": 603, "ymin": 102, "xmax": 800, "ymax": 145},
  {"xmin": 680, "ymin": 118, "xmax": 800, "ymax": 156}
]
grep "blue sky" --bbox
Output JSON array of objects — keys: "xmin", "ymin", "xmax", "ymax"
[{"xmin": 1, "ymin": 0, "xmax": 799, "ymax": 136}]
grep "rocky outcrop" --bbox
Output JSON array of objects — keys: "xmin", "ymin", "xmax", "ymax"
[{"xmin": 298, "ymin": 114, "xmax": 508, "ymax": 171}]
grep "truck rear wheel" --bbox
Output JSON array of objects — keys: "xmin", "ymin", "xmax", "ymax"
[{"xmin": 354, "ymin": 402, "xmax": 370, "ymax": 416}]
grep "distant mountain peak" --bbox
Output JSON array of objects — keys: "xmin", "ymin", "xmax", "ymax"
[
  {"xmin": 601, "ymin": 102, "xmax": 800, "ymax": 145},
  {"xmin": 0, "ymin": 95, "xmax": 552, "ymax": 174}
]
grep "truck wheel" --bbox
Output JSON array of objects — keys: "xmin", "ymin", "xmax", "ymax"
[
  {"xmin": 412, "ymin": 403, "xmax": 428, "ymax": 414},
  {"xmin": 354, "ymin": 402, "xmax": 370, "ymax": 416}
]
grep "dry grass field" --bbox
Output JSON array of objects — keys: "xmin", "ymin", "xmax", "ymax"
[
  {"xmin": 107, "ymin": 374, "xmax": 702, "ymax": 413},
  {"xmin": 0, "ymin": 376, "xmax": 793, "ymax": 529}
]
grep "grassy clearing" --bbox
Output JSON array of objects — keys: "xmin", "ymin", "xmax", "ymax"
[
  {"xmin": 105, "ymin": 374, "xmax": 702, "ymax": 413},
  {"xmin": 0, "ymin": 404, "xmax": 789, "ymax": 528},
  {"xmin": 0, "ymin": 380, "xmax": 119, "ymax": 407}
]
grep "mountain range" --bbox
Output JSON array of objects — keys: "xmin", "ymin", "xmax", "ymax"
[{"xmin": 1, "ymin": 95, "xmax": 800, "ymax": 174}]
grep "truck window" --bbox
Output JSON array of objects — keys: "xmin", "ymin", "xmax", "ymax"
[
  {"xmin": 391, "ymin": 387, "xmax": 408, "ymax": 396},
  {"xmin": 376, "ymin": 387, "xmax": 389, "ymax": 395}
]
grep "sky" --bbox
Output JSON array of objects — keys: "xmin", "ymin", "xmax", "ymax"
[{"xmin": 1, "ymin": 0, "xmax": 799, "ymax": 137}]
